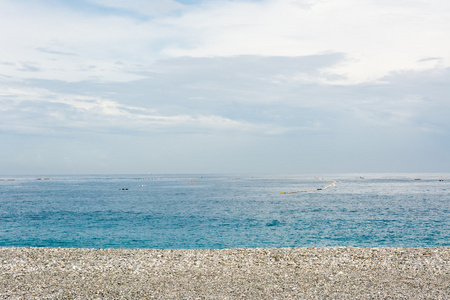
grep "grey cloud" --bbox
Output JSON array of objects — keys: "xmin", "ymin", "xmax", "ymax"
[
  {"xmin": 20, "ymin": 53, "xmax": 346, "ymax": 132},
  {"xmin": 0, "ymin": 61, "xmax": 16, "ymax": 66},
  {"xmin": 148, "ymin": 53, "xmax": 345, "ymax": 76},
  {"xmin": 85, "ymin": 0, "xmax": 185, "ymax": 18},
  {"xmin": 18, "ymin": 54, "xmax": 450, "ymax": 137},
  {"xmin": 417, "ymin": 57, "xmax": 442, "ymax": 62},
  {"xmin": 35, "ymin": 47, "xmax": 76, "ymax": 56},
  {"xmin": 2, "ymin": 55, "xmax": 450, "ymax": 173},
  {"xmin": 17, "ymin": 62, "xmax": 41, "ymax": 72}
]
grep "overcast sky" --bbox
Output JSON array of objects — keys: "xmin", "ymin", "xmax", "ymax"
[{"xmin": 1, "ymin": 0, "xmax": 449, "ymax": 175}]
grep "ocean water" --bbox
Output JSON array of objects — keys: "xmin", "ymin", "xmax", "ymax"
[{"xmin": 1, "ymin": 174, "xmax": 449, "ymax": 249}]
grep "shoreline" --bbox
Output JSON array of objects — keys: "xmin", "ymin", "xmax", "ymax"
[{"xmin": 1, "ymin": 246, "xmax": 449, "ymax": 299}]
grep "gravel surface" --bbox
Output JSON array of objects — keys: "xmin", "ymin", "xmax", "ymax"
[{"xmin": 1, "ymin": 247, "xmax": 449, "ymax": 299}]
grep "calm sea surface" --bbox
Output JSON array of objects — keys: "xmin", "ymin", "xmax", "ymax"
[{"xmin": 1, "ymin": 174, "xmax": 449, "ymax": 249}]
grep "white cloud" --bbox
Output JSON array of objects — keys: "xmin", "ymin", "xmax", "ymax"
[
  {"xmin": 1, "ymin": 0, "xmax": 450, "ymax": 173},
  {"xmin": 87, "ymin": 0, "xmax": 185, "ymax": 16},
  {"xmin": 4, "ymin": 55, "xmax": 448, "ymax": 143},
  {"xmin": 0, "ymin": 0, "xmax": 169, "ymax": 81},
  {"xmin": 159, "ymin": 0, "xmax": 450, "ymax": 83},
  {"xmin": 1, "ymin": 0, "xmax": 449, "ymax": 84},
  {"xmin": 0, "ymin": 84, "xmax": 295, "ymax": 136}
]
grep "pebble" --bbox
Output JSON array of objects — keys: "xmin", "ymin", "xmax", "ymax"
[{"xmin": 0, "ymin": 247, "xmax": 448, "ymax": 299}]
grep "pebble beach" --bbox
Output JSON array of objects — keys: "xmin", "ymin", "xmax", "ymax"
[{"xmin": 1, "ymin": 247, "xmax": 449, "ymax": 299}]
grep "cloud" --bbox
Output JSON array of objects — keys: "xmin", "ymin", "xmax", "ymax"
[
  {"xmin": 35, "ymin": 47, "xmax": 76, "ymax": 56},
  {"xmin": 1, "ymin": 0, "xmax": 449, "ymax": 173},
  {"xmin": 3, "ymin": 55, "xmax": 449, "ymax": 140},
  {"xmin": 157, "ymin": 0, "xmax": 450, "ymax": 83},
  {"xmin": 0, "ymin": 83, "xmax": 292, "ymax": 137},
  {"xmin": 17, "ymin": 62, "xmax": 41, "ymax": 72},
  {"xmin": 86, "ymin": 0, "xmax": 185, "ymax": 16},
  {"xmin": 1, "ymin": 0, "xmax": 449, "ymax": 84},
  {"xmin": 0, "ymin": 0, "xmax": 168, "ymax": 81},
  {"xmin": 0, "ymin": 54, "xmax": 342, "ymax": 138}
]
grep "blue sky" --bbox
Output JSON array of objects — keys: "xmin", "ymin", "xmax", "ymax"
[{"xmin": 1, "ymin": 0, "xmax": 450, "ymax": 174}]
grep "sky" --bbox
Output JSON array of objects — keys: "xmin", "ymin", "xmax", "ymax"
[{"xmin": 1, "ymin": 0, "xmax": 450, "ymax": 175}]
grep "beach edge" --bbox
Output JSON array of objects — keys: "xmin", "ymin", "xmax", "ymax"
[{"xmin": 1, "ymin": 246, "xmax": 449, "ymax": 298}]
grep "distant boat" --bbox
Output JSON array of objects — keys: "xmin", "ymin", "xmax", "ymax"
[{"xmin": 415, "ymin": 178, "xmax": 421, "ymax": 180}]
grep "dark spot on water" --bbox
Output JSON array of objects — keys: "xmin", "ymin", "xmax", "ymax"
[{"xmin": 266, "ymin": 219, "xmax": 280, "ymax": 227}]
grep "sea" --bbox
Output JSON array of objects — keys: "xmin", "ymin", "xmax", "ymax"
[{"xmin": 1, "ymin": 173, "xmax": 449, "ymax": 249}]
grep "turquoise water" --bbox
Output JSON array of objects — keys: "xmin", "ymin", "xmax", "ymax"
[{"xmin": 1, "ymin": 174, "xmax": 449, "ymax": 249}]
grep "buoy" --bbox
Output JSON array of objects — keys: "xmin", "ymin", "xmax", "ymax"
[{"xmin": 266, "ymin": 219, "xmax": 280, "ymax": 227}]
